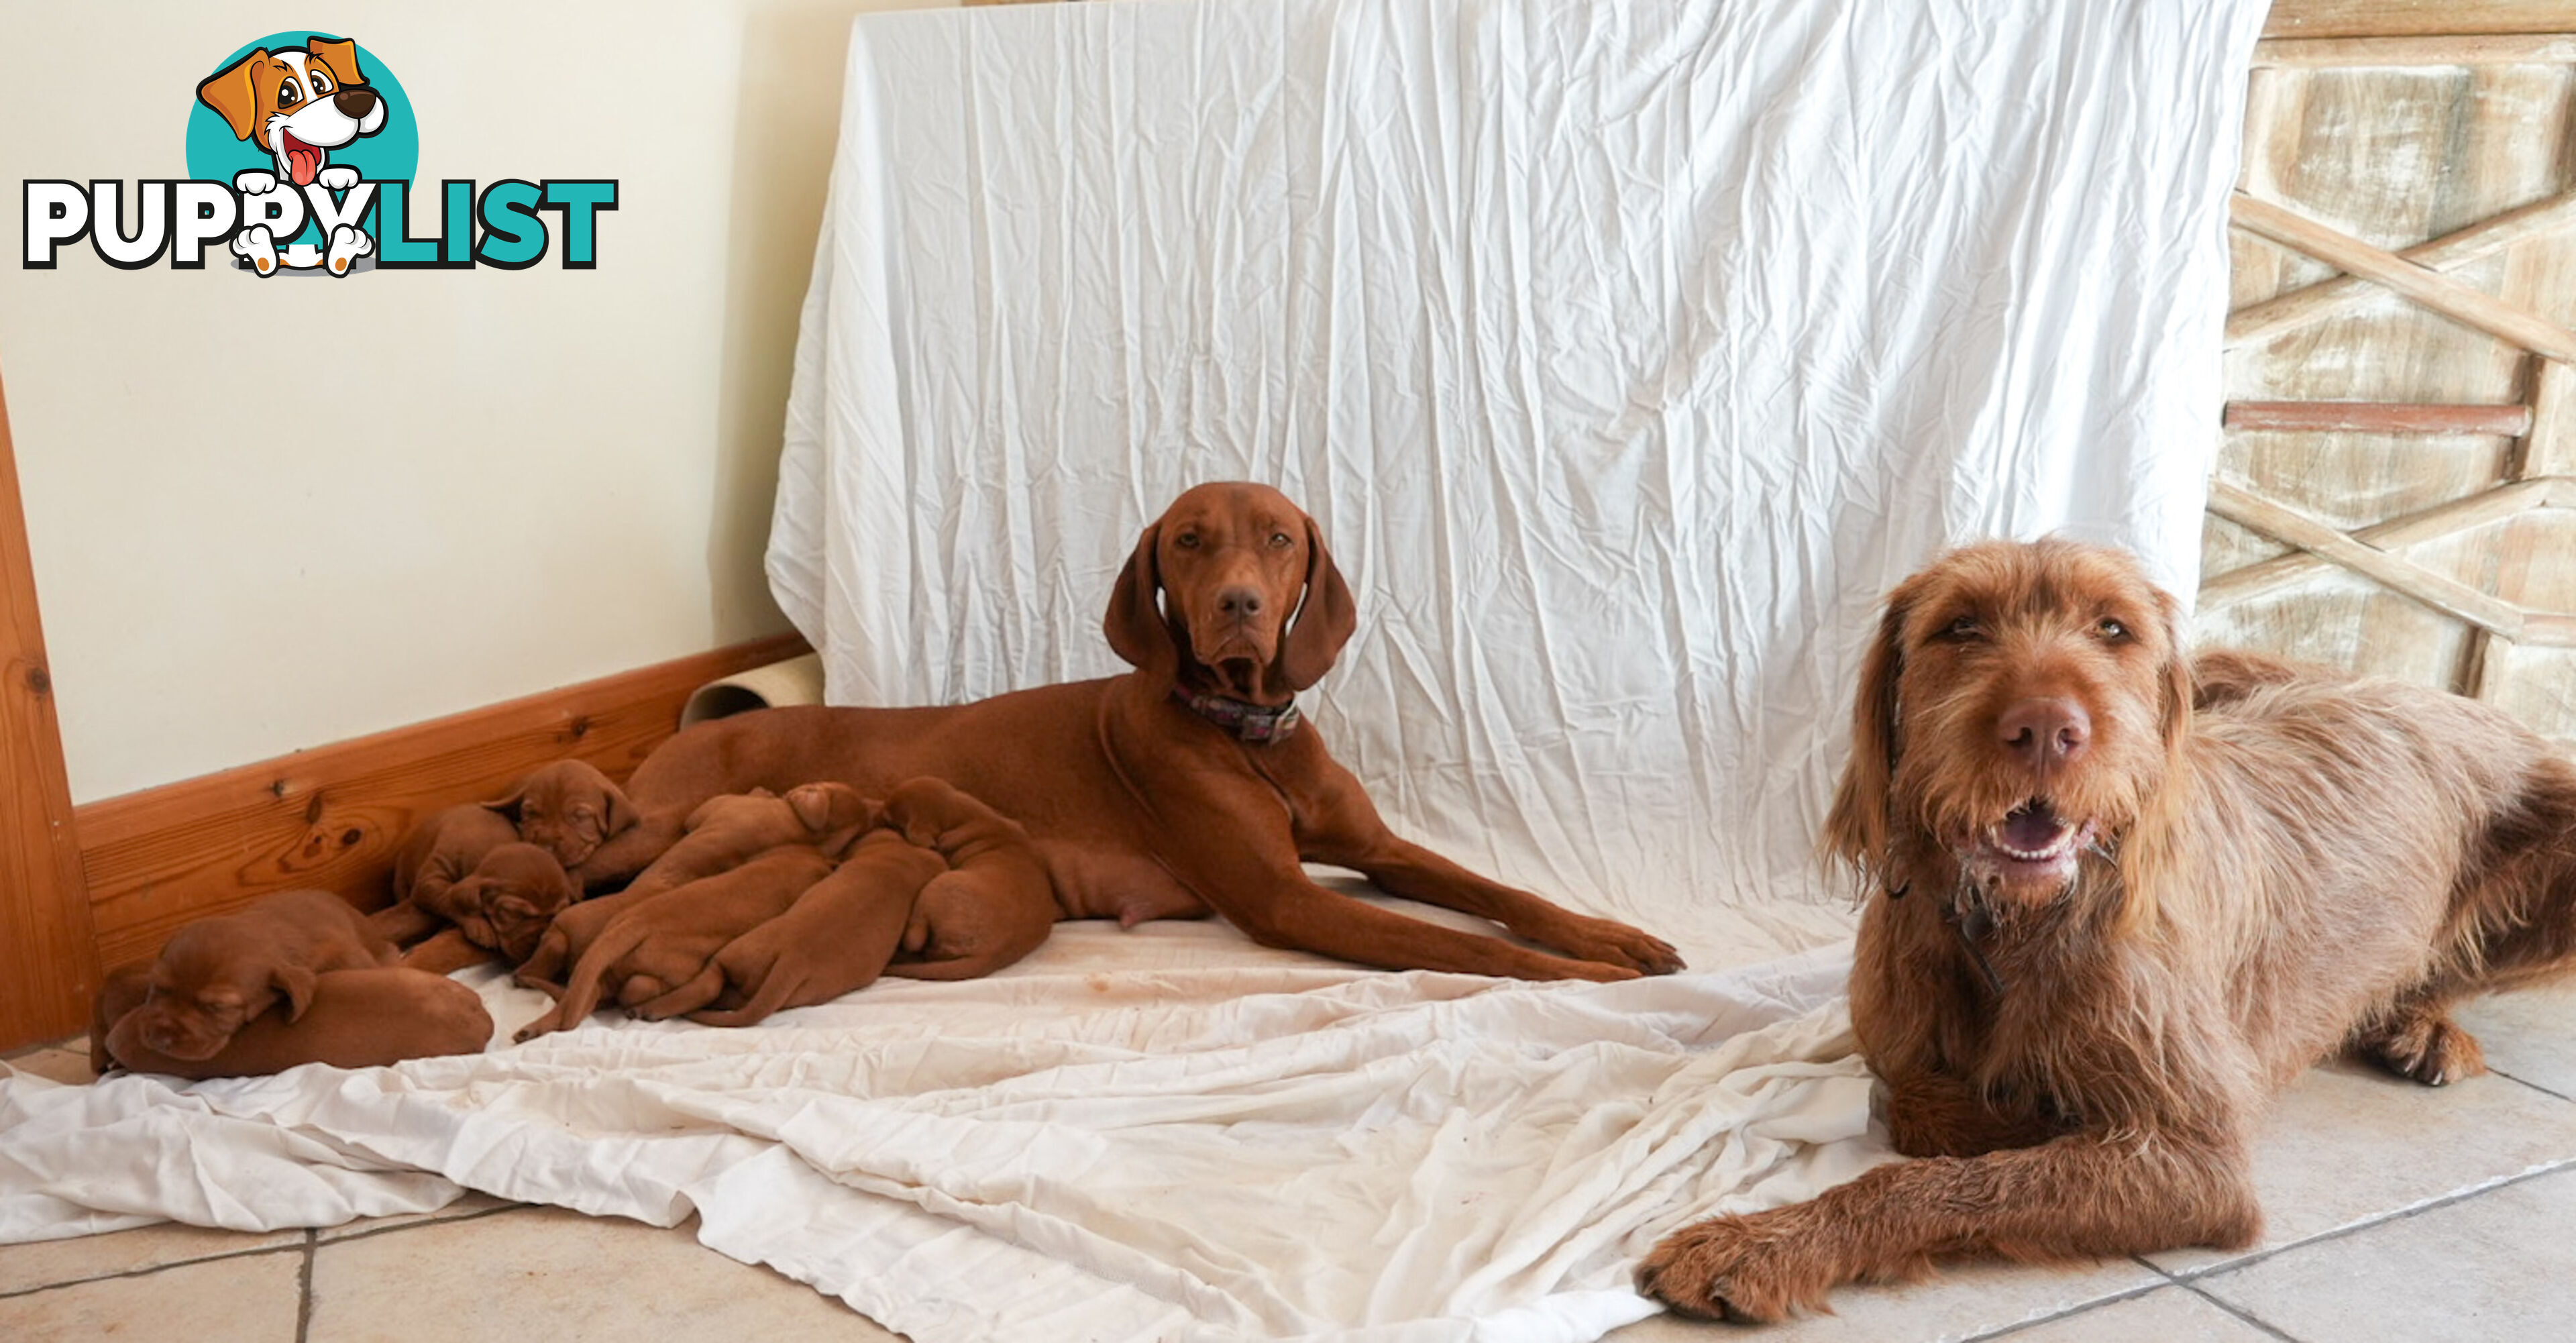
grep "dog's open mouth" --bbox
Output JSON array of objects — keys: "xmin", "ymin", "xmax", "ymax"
[
  {"xmin": 1967, "ymin": 798, "xmax": 2097, "ymax": 885},
  {"xmin": 281, "ymin": 131, "xmax": 323, "ymax": 187}
]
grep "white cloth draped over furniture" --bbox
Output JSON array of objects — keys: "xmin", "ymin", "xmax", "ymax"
[{"xmin": 0, "ymin": 2, "xmax": 2267, "ymax": 1339}]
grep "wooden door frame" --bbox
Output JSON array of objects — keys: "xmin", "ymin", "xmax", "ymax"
[{"xmin": 0, "ymin": 360, "xmax": 101, "ymax": 1048}]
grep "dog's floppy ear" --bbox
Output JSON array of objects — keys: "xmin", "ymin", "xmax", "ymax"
[
  {"xmin": 196, "ymin": 49, "xmax": 270, "ymax": 144},
  {"xmin": 305, "ymin": 37, "xmax": 368, "ymax": 90},
  {"xmin": 1104, "ymin": 521, "xmax": 1180, "ymax": 689},
  {"xmin": 272, "ymin": 963, "xmax": 321, "ymax": 1023},
  {"xmin": 1822, "ymin": 582, "xmax": 1915, "ymax": 877},
  {"xmin": 1273, "ymin": 514, "xmax": 1358, "ymax": 694},
  {"xmin": 480, "ymin": 782, "xmax": 527, "ymax": 822},
  {"xmin": 786, "ymin": 785, "xmax": 836, "ymax": 832},
  {"xmin": 597, "ymin": 777, "xmax": 641, "ymax": 839},
  {"xmin": 2153, "ymin": 587, "xmax": 2193, "ymax": 755}
]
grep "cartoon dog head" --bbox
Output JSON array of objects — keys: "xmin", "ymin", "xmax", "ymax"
[{"xmin": 196, "ymin": 38, "xmax": 386, "ymax": 188}]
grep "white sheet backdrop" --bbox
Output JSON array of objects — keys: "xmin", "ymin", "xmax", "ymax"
[
  {"xmin": 772, "ymin": 0, "xmax": 2263, "ymax": 971},
  {"xmin": 1, "ymin": 4, "xmax": 2269, "ymax": 1341}
]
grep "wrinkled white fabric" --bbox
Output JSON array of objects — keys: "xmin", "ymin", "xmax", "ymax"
[
  {"xmin": 773, "ymin": 0, "xmax": 2265, "ymax": 969},
  {"xmin": 8, "ymin": 924, "xmax": 1870, "ymax": 1342},
  {"xmin": 3, "ymin": 2, "xmax": 2267, "ymax": 1340}
]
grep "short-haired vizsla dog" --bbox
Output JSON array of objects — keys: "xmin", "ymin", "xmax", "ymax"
[
  {"xmin": 580, "ymin": 482, "xmax": 1681, "ymax": 981},
  {"xmin": 125, "ymin": 889, "xmax": 401, "ymax": 1062},
  {"xmin": 1640, "ymin": 538, "xmax": 2576, "ymax": 1322}
]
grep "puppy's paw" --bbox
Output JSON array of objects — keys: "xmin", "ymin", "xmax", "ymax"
[
  {"xmin": 1638, "ymin": 1214, "xmax": 1833, "ymax": 1324},
  {"xmin": 316, "ymin": 164, "xmax": 360, "ymax": 193},
  {"xmin": 2365, "ymin": 1011, "xmax": 2488, "ymax": 1087},
  {"xmin": 230, "ymin": 225, "xmax": 278, "ymax": 276},
  {"xmin": 231, "ymin": 169, "xmax": 278, "ymax": 195}
]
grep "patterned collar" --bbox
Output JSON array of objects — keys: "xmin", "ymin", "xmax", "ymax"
[{"xmin": 1171, "ymin": 688, "xmax": 1303, "ymax": 743}]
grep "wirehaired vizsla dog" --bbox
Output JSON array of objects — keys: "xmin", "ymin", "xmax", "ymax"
[
  {"xmin": 580, "ymin": 482, "xmax": 1680, "ymax": 981},
  {"xmin": 1640, "ymin": 538, "xmax": 2576, "ymax": 1322}
]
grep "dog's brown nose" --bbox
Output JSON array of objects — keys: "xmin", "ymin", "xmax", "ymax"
[
  {"xmin": 1999, "ymin": 698, "xmax": 2090, "ymax": 769},
  {"xmin": 1216, "ymin": 585, "xmax": 1266, "ymax": 621},
  {"xmin": 335, "ymin": 86, "xmax": 379, "ymax": 119}
]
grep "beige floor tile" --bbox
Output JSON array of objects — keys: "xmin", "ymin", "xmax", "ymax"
[
  {"xmin": 2196, "ymin": 1165, "xmax": 2576, "ymax": 1343},
  {"xmin": 1607, "ymin": 1255, "xmax": 2158, "ymax": 1343},
  {"xmin": 0, "ymin": 1220, "xmax": 303, "ymax": 1296},
  {"xmin": 1999, "ymin": 1286, "xmax": 2280, "ymax": 1342},
  {"xmin": 1, "ymin": 1049, "xmax": 94, "ymax": 1087},
  {"xmin": 309, "ymin": 1205, "xmax": 904, "ymax": 1341},
  {"xmin": 2455, "ymin": 986, "xmax": 2576, "ymax": 1100},
  {"xmin": 315, "ymin": 1189, "xmax": 520, "ymax": 1243},
  {"xmin": 2149, "ymin": 1059, "xmax": 2576, "ymax": 1275},
  {"xmin": 0, "ymin": 1243, "xmax": 302, "ymax": 1341}
]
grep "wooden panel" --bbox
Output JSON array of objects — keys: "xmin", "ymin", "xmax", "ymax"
[
  {"xmin": 75, "ymin": 631, "xmax": 806, "ymax": 978},
  {"xmin": 2265, "ymin": 1, "xmax": 2576, "ymax": 39},
  {"xmin": 0, "ymin": 367, "xmax": 99, "ymax": 1046}
]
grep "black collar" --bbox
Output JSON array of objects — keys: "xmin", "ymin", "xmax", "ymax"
[
  {"xmin": 1171, "ymin": 688, "xmax": 1303, "ymax": 743},
  {"xmin": 1888, "ymin": 876, "xmax": 2006, "ymax": 996}
]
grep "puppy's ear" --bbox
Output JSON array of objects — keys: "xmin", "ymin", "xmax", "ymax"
[
  {"xmin": 786, "ymin": 786, "xmax": 836, "ymax": 832},
  {"xmin": 480, "ymin": 782, "xmax": 527, "ymax": 822},
  {"xmin": 1103, "ymin": 521, "xmax": 1179, "ymax": 689},
  {"xmin": 1274, "ymin": 514, "xmax": 1358, "ymax": 694},
  {"xmin": 272, "ymin": 963, "xmax": 321, "ymax": 1023},
  {"xmin": 1822, "ymin": 582, "xmax": 1915, "ymax": 877},
  {"xmin": 597, "ymin": 777, "xmax": 641, "ymax": 838},
  {"xmin": 305, "ymin": 37, "xmax": 368, "ymax": 89},
  {"xmin": 195, "ymin": 49, "xmax": 270, "ymax": 144}
]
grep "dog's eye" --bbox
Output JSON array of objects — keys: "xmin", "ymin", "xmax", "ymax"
[
  {"xmin": 1268, "ymin": 531, "xmax": 1292, "ymax": 549},
  {"xmin": 1175, "ymin": 533, "xmax": 1201, "ymax": 550},
  {"xmin": 276, "ymin": 80, "xmax": 303, "ymax": 109},
  {"xmin": 1940, "ymin": 616, "xmax": 1981, "ymax": 642},
  {"xmin": 310, "ymin": 71, "xmax": 333, "ymax": 97},
  {"xmin": 2097, "ymin": 618, "xmax": 2130, "ymax": 641}
]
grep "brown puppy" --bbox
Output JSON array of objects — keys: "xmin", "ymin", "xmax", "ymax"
[
  {"xmin": 636, "ymin": 828, "xmax": 949, "ymax": 1026},
  {"xmin": 398, "ymin": 843, "xmax": 585, "ymax": 974},
  {"xmin": 879, "ymin": 776, "xmax": 1057, "ymax": 980},
  {"xmin": 106, "ymin": 968, "xmax": 491, "ymax": 1079},
  {"xmin": 486, "ymin": 759, "xmax": 641, "ymax": 874},
  {"xmin": 1639, "ymin": 539, "xmax": 2576, "ymax": 1322},
  {"xmin": 127, "ymin": 890, "xmax": 400, "ymax": 1062},
  {"xmin": 513, "ymin": 783, "xmax": 873, "ymax": 991},
  {"xmin": 513, "ymin": 845, "xmax": 837, "ymax": 1042},
  {"xmin": 90, "ymin": 963, "xmax": 153, "ymax": 1076},
  {"xmin": 580, "ymin": 483, "xmax": 1678, "ymax": 981},
  {"xmin": 373, "ymin": 803, "xmax": 523, "ymax": 947}
]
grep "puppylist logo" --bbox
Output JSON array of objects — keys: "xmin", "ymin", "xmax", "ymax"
[{"xmin": 21, "ymin": 32, "xmax": 616, "ymax": 275}]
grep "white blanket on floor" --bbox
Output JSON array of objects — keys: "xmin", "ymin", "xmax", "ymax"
[
  {"xmin": 771, "ymin": 0, "xmax": 2266, "ymax": 969},
  {"xmin": 5, "ymin": 924, "xmax": 1869, "ymax": 1342}
]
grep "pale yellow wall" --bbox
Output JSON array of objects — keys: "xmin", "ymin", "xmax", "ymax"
[{"xmin": 0, "ymin": 0, "xmax": 950, "ymax": 802}]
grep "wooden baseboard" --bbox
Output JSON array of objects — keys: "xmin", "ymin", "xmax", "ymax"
[
  {"xmin": 2263, "ymin": 1, "xmax": 2576, "ymax": 38},
  {"xmin": 70, "ymin": 631, "xmax": 810, "ymax": 988}
]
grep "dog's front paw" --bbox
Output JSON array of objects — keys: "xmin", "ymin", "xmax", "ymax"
[
  {"xmin": 316, "ymin": 165, "xmax": 360, "ymax": 193},
  {"xmin": 1638, "ymin": 1214, "xmax": 1834, "ymax": 1324},
  {"xmin": 1550, "ymin": 912, "xmax": 1686, "ymax": 976},
  {"xmin": 2365, "ymin": 1010, "xmax": 2489, "ymax": 1087},
  {"xmin": 230, "ymin": 225, "xmax": 278, "ymax": 276},
  {"xmin": 324, "ymin": 224, "xmax": 375, "ymax": 275},
  {"xmin": 231, "ymin": 169, "xmax": 277, "ymax": 195}
]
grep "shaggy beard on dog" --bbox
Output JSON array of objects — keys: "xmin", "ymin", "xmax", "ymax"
[{"xmin": 1640, "ymin": 537, "xmax": 2576, "ymax": 1323}]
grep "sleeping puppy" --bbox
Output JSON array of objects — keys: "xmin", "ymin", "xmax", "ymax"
[
  {"xmin": 89, "ymin": 963, "xmax": 153, "ymax": 1077},
  {"xmin": 105, "ymin": 968, "xmax": 492, "ymax": 1079},
  {"xmin": 632, "ymin": 828, "xmax": 948, "ymax": 1026},
  {"xmin": 879, "ymin": 777, "xmax": 1057, "ymax": 980},
  {"xmin": 374, "ymin": 802, "xmax": 523, "ymax": 948},
  {"xmin": 396, "ymin": 843, "xmax": 583, "ymax": 975},
  {"xmin": 515, "ymin": 783, "xmax": 874, "ymax": 991},
  {"xmin": 486, "ymin": 760, "xmax": 641, "ymax": 872},
  {"xmin": 126, "ymin": 890, "xmax": 399, "ymax": 1062},
  {"xmin": 513, "ymin": 845, "xmax": 837, "ymax": 1041}
]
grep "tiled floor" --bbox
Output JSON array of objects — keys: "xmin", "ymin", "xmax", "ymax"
[{"xmin": 5, "ymin": 988, "xmax": 2572, "ymax": 1342}]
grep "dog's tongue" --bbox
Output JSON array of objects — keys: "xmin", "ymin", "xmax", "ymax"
[
  {"xmin": 2002, "ymin": 801, "xmax": 2070, "ymax": 852},
  {"xmin": 283, "ymin": 133, "xmax": 321, "ymax": 187}
]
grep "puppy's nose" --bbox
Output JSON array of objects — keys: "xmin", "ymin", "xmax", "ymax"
[
  {"xmin": 1216, "ymin": 586, "xmax": 1265, "ymax": 621},
  {"xmin": 335, "ymin": 87, "xmax": 378, "ymax": 119},
  {"xmin": 1998, "ymin": 698, "xmax": 2090, "ymax": 769}
]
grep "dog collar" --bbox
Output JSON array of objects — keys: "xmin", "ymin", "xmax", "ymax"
[
  {"xmin": 1939, "ymin": 889, "xmax": 2008, "ymax": 998},
  {"xmin": 1171, "ymin": 689, "xmax": 1302, "ymax": 743}
]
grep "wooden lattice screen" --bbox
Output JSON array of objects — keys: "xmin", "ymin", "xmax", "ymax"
[{"xmin": 2209, "ymin": 21, "xmax": 2576, "ymax": 746}]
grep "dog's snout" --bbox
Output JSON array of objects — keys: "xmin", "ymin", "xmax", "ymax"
[
  {"xmin": 1998, "ymin": 698, "xmax": 2090, "ymax": 769},
  {"xmin": 1216, "ymin": 585, "xmax": 1265, "ymax": 621},
  {"xmin": 334, "ymin": 86, "xmax": 379, "ymax": 119}
]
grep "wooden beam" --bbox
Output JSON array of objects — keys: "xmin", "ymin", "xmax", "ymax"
[
  {"xmin": 2230, "ymin": 193, "xmax": 2576, "ymax": 363},
  {"xmin": 74, "ymin": 631, "xmax": 807, "ymax": 981},
  {"xmin": 2202, "ymin": 477, "xmax": 2567, "ymax": 608},
  {"xmin": 0, "ymin": 365, "xmax": 99, "ymax": 1049},
  {"xmin": 2263, "ymin": 1, "xmax": 2576, "ymax": 40},
  {"xmin": 2227, "ymin": 190, "xmax": 2576, "ymax": 348},
  {"xmin": 2254, "ymin": 34, "xmax": 2576, "ymax": 65},
  {"xmin": 2222, "ymin": 401, "xmax": 2535, "ymax": 435}
]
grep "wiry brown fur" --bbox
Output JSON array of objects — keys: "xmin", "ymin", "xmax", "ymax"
[{"xmin": 1640, "ymin": 539, "xmax": 2576, "ymax": 1322}]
